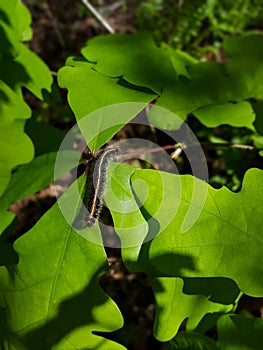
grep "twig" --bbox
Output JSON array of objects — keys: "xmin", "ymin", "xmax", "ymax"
[
  {"xmin": 200, "ymin": 142, "xmax": 255, "ymax": 151},
  {"xmin": 230, "ymin": 144, "xmax": 254, "ymax": 150},
  {"xmin": 81, "ymin": 0, "xmax": 115, "ymax": 34},
  {"xmin": 119, "ymin": 144, "xmax": 185, "ymax": 161}
]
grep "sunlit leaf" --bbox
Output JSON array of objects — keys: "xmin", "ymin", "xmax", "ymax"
[
  {"xmin": 193, "ymin": 102, "xmax": 255, "ymax": 129},
  {"xmin": 106, "ymin": 165, "xmax": 262, "ymax": 340},
  {"xmin": 0, "ymin": 184, "xmax": 126, "ymax": 350},
  {"xmin": 78, "ymin": 33, "xmax": 263, "ymax": 129},
  {"xmin": 130, "ymin": 168, "xmax": 263, "ymax": 296},
  {"xmin": 58, "ymin": 59, "xmax": 155, "ymax": 150}
]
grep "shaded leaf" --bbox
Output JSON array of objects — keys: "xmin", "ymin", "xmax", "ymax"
[
  {"xmin": 217, "ymin": 314, "xmax": 263, "ymax": 350},
  {"xmin": 0, "ymin": 120, "xmax": 34, "ymax": 196},
  {"xmin": 150, "ymin": 277, "xmax": 239, "ymax": 341},
  {"xmin": 168, "ymin": 313, "xmax": 263, "ymax": 349},
  {"xmin": 169, "ymin": 331, "xmax": 220, "ymax": 350},
  {"xmin": 0, "ymin": 0, "xmax": 21, "ymax": 59},
  {"xmin": 0, "ymin": 151, "xmax": 78, "ymax": 212},
  {"xmin": 0, "ymin": 45, "xmax": 52, "ymax": 99}
]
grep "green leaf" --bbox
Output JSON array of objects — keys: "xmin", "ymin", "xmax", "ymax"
[
  {"xmin": 0, "ymin": 45, "xmax": 53, "ymax": 99},
  {"xmin": 15, "ymin": 45, "xmax": 52, "ymax": 99},
  {"xmin": 169, "ymin": 331, "xmax": 220, "ymax": 350},
  {"xmin": 106, "ymin": 165, "xmax": 262, "ymax": 339},
  {"xmin": 130, "ymin": 168, "xmax": 263, "ymax": 296},
  {"xmin": 150, "ymin": 277, "xmax": 239, "ymax": 341},
  {"xmin": 0, "ymin": 121, "xmax": 34, "ymax": 196},
  {"xmin": 16, "ymin": 0, "xmax": 32, "ymax": 42},
  {"xmin": 172, "ymin": 315, "xmax": 263, "ymax": 350},
  {"xmin": 223, "ymin": 35, "xmax": 263, "ymax": 99},
  {"xmin": 217, "ymin": 314, "xmax": 263, "ymax": 350},
  {"xmin": 0, "ymin": 211, "xmax": 15, "ymax": 234},
  {"xmin": 0, "ymin": 80, "xmax": 31, "ymax": 122},
  {"xmin": 0, "ymin": 150, "xmax": 78, "ymax": 240},
  {"xmin": 0, "ymin": 151, "xmax": 78, "ymax": 212},
  {"xmin": 105, "ymin": 164, "xmax": 240, "ymax": 340},
  {"xmin": 58, "ymin": 59, "xmax": 155, "ymax": 150},
  {"xmin": 80, "ymin": 33, "xmax": 189, "ymax": 121},
  {"xmin": 0, "ymin": 0, "xmax": 21, "ymax": 59},
  {"xmin": 162, "ymin": 45, "xmax": 198, "ymax": 78},
  {"xmin": 78, "ymin": 33, "xmax": 263, "ymax": 129},
  {"xmin": 0, "ymin": 183, "xmax": 126, "ymax": 350},
  {"xmin": 0, "ymin": 0, "xmax": 32, "ymax": 58},
  {"xmin": 81, "ymin": 33, "xmax": 176, "ymax": 94},
  {"xmin": 0, "ymin": 81, "xmax": 31, "ymax": 189},
  {"xmin": 104, "ymin": 163, "xmax": 148, "ymax": 253},
  {"xmin": 193, "ymin": 102, "xmax": 255, "ymax": 129}
]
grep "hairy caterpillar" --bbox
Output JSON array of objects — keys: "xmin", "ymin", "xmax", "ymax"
[{"xmin": 73, "ymin": 147, "xmax": 120, "ymax": 228}]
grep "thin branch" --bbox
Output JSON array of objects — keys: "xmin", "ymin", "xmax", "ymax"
[
  {"xmin": 81, "ymin": 0, "xmax": 115, "ymax": 34},
  {"xmin": 198, "ymin": 142, "xmax": 255, "ymax": 151},
  {"xmin": 119, "ymin": 144, "xmax": 185, "ymax": 161},
  {"xmin": 230, "ymin": 144, "xmax": 254, "ymax": 150}
]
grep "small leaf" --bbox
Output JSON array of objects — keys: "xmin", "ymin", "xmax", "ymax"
[
  {"xmin": 168, "ymin": 332, "xmax": 223, "ymax": 350},
  {"xmin": 193, "ymin": 102, "xmax": 255, "ymax": 129},
  {"xmin": 0, "ymin": 80, "xmax": 30, "ymax": 122},
  {"xmin": 0, "ymin": 80, "xmax": 32, "ymax": 194},
  {"xmin": 0, "ymin": 0, "xmax": 21, "ymax": 59},
  {"xmin": 0, "ymin": 151, "xmax": 78, "ymax": 212},
  {"xmin": 0, "ymin": 45, "xmax": 53, "ymax": 99},
  {"xmin": 16, "ymin": 0, "xmax": 32, "ymax": 42},
  {"xmin": 150, "ymin": 277, "xmax": 239, "ymax": 341},
  {"xmin": 169, "ymin": 331, "xmax": 220, "ymax": 350},
  {"xmin": 217, "ymin": 314, "xmax": 263, "ymax": 350},
  {"xmin": 0, "ymin": 121, "xmax": 34, "ymax": 196}
]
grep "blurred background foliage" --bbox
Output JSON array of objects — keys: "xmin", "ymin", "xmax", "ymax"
[{"xmin": 135, "ymin": 0, "xmax": 263, "ymax": 57}]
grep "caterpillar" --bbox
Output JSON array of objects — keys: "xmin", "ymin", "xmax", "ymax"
[{"xmin": 73, "ymin": 147, "xmax": 120, "ymax": 228}]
